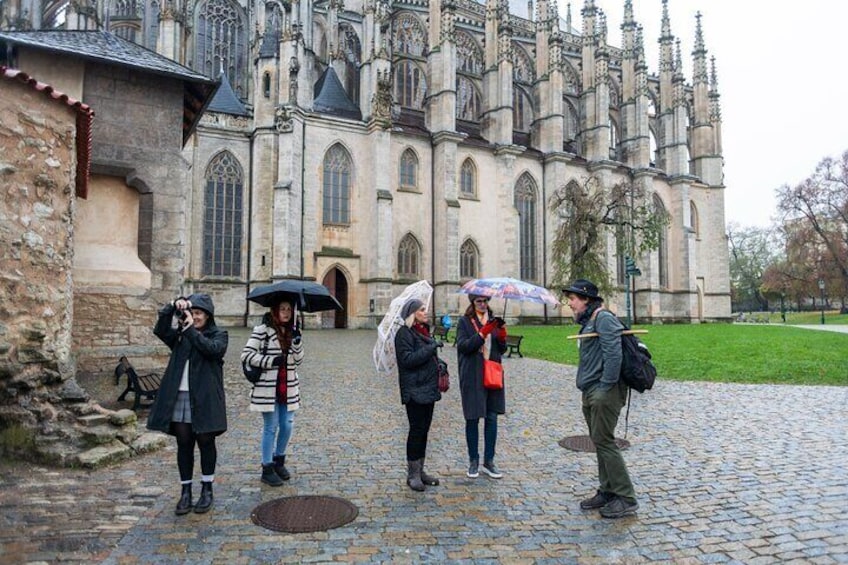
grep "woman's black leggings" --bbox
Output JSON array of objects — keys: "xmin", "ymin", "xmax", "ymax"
[
  {"xmin": 405, "ymin": 401, "xmax": 435, "ymax": 461},
  {"xmin": 173, "ymin": 422, "xmax": 217, "ymax": 481}
]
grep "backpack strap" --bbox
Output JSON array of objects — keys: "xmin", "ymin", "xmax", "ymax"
[{"xmin": 590, "ymin": 306, "xmax": 632, "ymax": 437}]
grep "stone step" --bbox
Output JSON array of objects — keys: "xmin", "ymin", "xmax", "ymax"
[{"xmin": 77, "ymin": 414, "xmax": 109, "ymax": 427}]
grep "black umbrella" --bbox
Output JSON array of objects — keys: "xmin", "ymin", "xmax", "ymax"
[{"xmin": 247, "ymin": 280, "xmax": 343, "ymax": 312}]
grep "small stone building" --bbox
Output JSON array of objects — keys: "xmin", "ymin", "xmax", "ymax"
[
  {"xmin": 0, "ymin": 31, "xmax": 218, "ymax": 375},
  {"xmin": 0, "ymin": 32, "xmax": 218, "ymax": 465}
]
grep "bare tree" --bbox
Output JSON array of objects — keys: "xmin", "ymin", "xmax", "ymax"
[
  {"xmin": 775, "ymin": 150, "xmax": 848, "ymax": 289},
  {"xmin": 549, "ymin": 175, "xmax": 668, "ymax": 298}
]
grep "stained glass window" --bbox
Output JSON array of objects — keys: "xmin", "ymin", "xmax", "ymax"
[
  {"xmin": 460, "ymin": 239, "xmax": 479, "ymax": 279},
  {"xmin": 203, "ymin": 151, "xmax": 243, "ymax": 277},
  {"xmin": 323, "ymin": 144, "xmax": 352, "ymax": 225},
  {"xmin": 398, "ymin": 233, "xmax": 421, "ymax": 278},
  {"xmin": 514, "ymin": 173, "xmax": 538, "ymax": 282}
]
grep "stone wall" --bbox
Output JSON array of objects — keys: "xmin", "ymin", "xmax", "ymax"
[{"xmin": 0, "ymin": 77, "xmax": 76, "ymax": 385}]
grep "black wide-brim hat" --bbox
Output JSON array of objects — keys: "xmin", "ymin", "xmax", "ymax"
[{"xmin": 562, "ymin": 279, "xmax": 602, "ymax": 300}]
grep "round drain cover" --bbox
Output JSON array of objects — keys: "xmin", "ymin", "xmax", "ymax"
[
  {"xmin": 251, "ymin": 495, "xmax": 358, "ymax": 533},
  {"xmin": 558, "ymin": 435, "xmax": 631, "ymax": 452}
]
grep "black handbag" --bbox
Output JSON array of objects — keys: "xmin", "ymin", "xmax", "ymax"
[{"xmin": 242, "ymin": 334, "xmax": 269, "ymax": 384}]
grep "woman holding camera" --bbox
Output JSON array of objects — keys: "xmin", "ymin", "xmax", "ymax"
[
  {"xmin": 241, "ymin": 299, "xmax": 304, "ymax": 486},
  {"xmin": 455, "ymin": 294, "xmax": 507, "ymax": 479},
  {"xmin": 394, "ymin": 298, "xmax": 443, "ymax": 491},
  {"xmin": 148, "ymin": 293, "xmax": 228, "ymax": 515}
]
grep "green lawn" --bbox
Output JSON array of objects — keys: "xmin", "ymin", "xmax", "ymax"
[
  {"xmin": 767, "ymin": 310, "xmax": 848, "ymax": 325},
  {"xmin": 510, "ymin": 323, "xmax": 848, "ymax": 386}
]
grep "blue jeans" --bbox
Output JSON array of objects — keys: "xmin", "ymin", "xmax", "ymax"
[
  {"xmin": 261, "ymin": 404, "xmax": 294, "ymax": 465},
  {"xmin": 466, "ymin": 411, "xmax": 498, "ymax": 462}
]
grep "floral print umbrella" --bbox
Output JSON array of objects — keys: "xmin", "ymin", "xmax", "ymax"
[{"xmin": 458, "ymin": 277, "xmax": 560, "ymax": 313}]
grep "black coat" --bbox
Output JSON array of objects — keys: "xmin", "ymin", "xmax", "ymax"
[
  {"xmin": 394, "ymin": 325, "xmax": 442, "ymax": 405},
  {"xmin": 455, "ymin": 314, "xmax": 507, "ymax": 420},
  {"xmin": 147, "ymin": 303, "xmax": 229, "ymax": 436}
]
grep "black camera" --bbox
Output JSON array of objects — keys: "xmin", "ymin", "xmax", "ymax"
[{"xmin": 178, "ymin": 308, "xmax": 190, "ymax": 322}]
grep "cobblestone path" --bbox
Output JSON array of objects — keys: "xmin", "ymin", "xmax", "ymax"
[{"xmin": 1, "ymin": 328, "xmax": 846, "ymax": 564}]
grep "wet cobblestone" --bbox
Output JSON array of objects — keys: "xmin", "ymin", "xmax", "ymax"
[{"xmin": 1, "ymin": 328, "xmax": 847, "ymax": 564}]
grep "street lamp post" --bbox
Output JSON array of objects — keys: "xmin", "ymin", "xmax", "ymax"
[
  {"xmin": 817, "ymin": 279, "xmax": 826, "ymax": 325},
  {"xmin": 625, "ymin": 256, "xmax": 641, "ymax": 327}
]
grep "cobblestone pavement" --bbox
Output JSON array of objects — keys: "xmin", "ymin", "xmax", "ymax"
[{"xmin": 1, "ymin": 328, "xmax": 847, "ymax": 564}]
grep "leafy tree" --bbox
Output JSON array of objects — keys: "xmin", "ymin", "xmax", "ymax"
[
  {"xmin": 726, "ymin": 223, "xmax": 783, "ymax": 311},
  {"xmin": 549, "ymin": 175, "xmax": 668, "ymax": 298},
  {"xmin": 775, "ymin": 150, "xmax": 848, "ymax": 301}
]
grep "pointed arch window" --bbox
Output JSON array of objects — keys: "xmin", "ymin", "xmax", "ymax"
[
  {"xmin": 394, "ymin": 60, "xmax": 427, "ymax": 110},
  {"xmin": 323, "ymin": 144, "xmax": 352, "ymax": 225},
  {"xmin": 514, "ymin": 173, "xmax": 539, "ymax": 282},
  {"xmin": 512, "ymin": 44, "xmax": 535, "ymax": 85},
  {"xmin": 456, "ymin": 31, "xmax": 483, "ymax": 75},
  {"xmin": 514, "ymin": 87, "xmax": 533, "ymax": 132},
  {"xmin": 203, "ymin": 151, "xmax": 244, "ymax": 277},
  {"xmin": 563, "ymin": 98, "xmax": 579, "ymax": 142},
  {"xmin": 339, "ymin": 23, "xmax": 361, "ymax": 104},
  {"xmin": 456, "ymin": 76, "xmax": 481, "ymax": 121},
  {"xmin": 195, "ymin": 0, "xmax": 248, "ymax": 97},
  {"xmin": 398, "ymin": 233, "xmax": 421, "ymax": 278},
  {"xmin": 609, "ymin": 117, "xmax": 620, "ymax": 160},
  {"xmin": 146, "ymin": 0, "xmax": 160, "ymax": 49},
  {"xmin": 459, "ymin": 158, "xmax": 477, "ymax": 197},
  {"xmin": 460, "ymin": 239, "xmax": 479, "ymax": 279},
  {"xmin": 690, "ymin": 201, "xmax": 700, "ymax": 239},
  {"xmin": 393, "ymin": 13, "xmax": 427, "ymax": 57},
  {"xmin": 653, "ymin": 194, "xmax": 669, "ymax": 288},
  {"xmin": 399, "ymin": 148, "xmax": 418, "ymax": 190}
]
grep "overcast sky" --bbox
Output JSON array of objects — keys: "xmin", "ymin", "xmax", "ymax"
[{"xmin": 567, "ymin": 1, "xmax": 848, "ymax": 228}]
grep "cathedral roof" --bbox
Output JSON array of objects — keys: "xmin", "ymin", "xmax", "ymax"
[
  {"xmin": 312, "ymin": 66, "xmax": 362, "ymax": 121},
  {"xmin": 0, "ymin": 31, "xmax": 218, "ymax": 145},
  {"xmin": 207, "ymin": 72, "xmax": 249, "ymax": 116}
]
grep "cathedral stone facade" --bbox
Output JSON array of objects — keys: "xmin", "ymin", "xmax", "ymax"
[{"xmin": 1, "ymin": 0, "xmax": 731, "ymax": 328}]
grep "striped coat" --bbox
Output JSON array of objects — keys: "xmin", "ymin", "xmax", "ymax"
[{"xmin": 241, "ymin": 323, "xmax": 304, "ymax": 412}]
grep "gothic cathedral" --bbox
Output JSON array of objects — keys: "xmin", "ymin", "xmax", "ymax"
[{"xmin": 1, "ymin": 0, "xmax": 731, "ymax": 325}]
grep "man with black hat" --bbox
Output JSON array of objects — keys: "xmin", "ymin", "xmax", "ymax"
[{"xmin": 563, "ymin": 279, "xmax": 638, "ymax": 519}]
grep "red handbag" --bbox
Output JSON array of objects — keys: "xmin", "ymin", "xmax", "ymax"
[
  {"xmin": 437, "ymin": 357, "xmax": 450, "ymax": 393},
  {"xmin": 483, "ymin": 359, "xmax": 503, "ymax": 390}
]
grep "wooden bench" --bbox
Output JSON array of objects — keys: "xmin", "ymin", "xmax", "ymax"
[
  {"xmin": 116, "ymin": 358, "xmax": 162, "ymax": 410},
  {"xmin": 504, "ymin": 334, "xmax": 524, "ymax": 358},
  {"xmin": 433, "ymin": 325, "xmax": 452, "ymax": 344}
]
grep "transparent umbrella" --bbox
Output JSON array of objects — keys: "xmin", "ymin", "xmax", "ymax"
[{"xmin": 373, "ymin": 280, "xmax": 433, "ymax": 377}]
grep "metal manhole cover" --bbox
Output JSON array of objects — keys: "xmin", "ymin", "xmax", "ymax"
[
  {"xmin": 558, "ymin": 435, "xmax": 631, "ymax": 452},
  {"xmin": 251, "ymin": 495, "xmax": 358, "ymax": 533}
]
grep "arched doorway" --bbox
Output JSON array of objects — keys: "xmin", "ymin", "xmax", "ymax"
[{"xmin": 321, "ymin": 267, "xmax": 348, "ymax": 328}]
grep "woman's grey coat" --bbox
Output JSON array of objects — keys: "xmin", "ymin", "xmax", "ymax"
[
  {"xmin": 394, "ymin": 326, "xmax": 442, "ymax": 405},
  {"xmin": 455, "ymin": 315, "xmax": 507, "ymax": 420},
  {"xmin": 147, "ymin": 301, "xmax": 229, "ymax": 436}
]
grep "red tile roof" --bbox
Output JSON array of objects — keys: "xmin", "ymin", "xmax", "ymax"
[{"xmin": 1, "ymin": 66, "xmax": 94, "ymax": 199}]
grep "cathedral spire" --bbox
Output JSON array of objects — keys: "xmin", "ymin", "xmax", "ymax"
[
  {"xmin": 659, "ymin": 0, "xmax": 674, "ymax": 74},
  {"xmin": 566, "ymin": 2, "xmax": 572, "ymax": 32},
  {"xmin": 692, "ymin": 12, "xmax": 708, "ymax": 85},
  {"xmin": 709, "ymin": 56, "xmax": 722, "ymax": 121}
]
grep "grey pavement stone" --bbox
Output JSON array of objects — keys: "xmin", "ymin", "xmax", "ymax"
[{"xmin": 0, "ymin": 328, "xmax": 847, "ymax": 564}]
